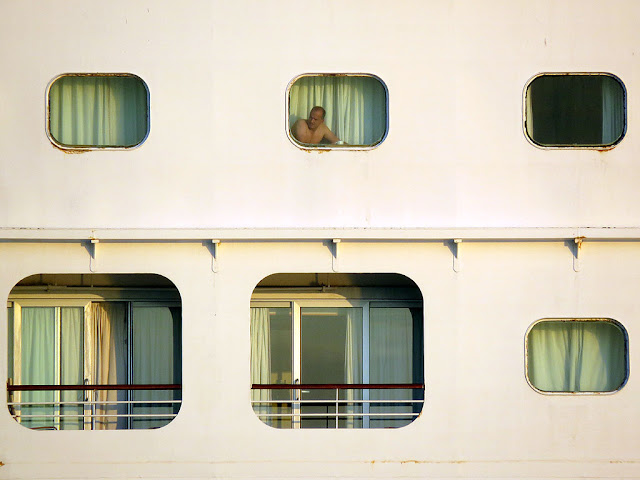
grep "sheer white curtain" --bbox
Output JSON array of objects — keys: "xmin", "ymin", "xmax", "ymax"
[
  {"xmin": 289, "ymin": 76, "xmax": 386, "ymax": 145},
  {"xmin": 132, "ymin": 306, "xmax": 179, "ymax": 429},
  {"xmin": 49, "ymin": 76, "xmax": 148, "ymax": 147},
  {"xmin": 528, "ymin": 321, "xmax": 626, "ymax": 392},
  {"xmin": 602, "ymin": 78, "xmax": 624, "ymax": 144},
  {"xmin": 370, "ymin": 308, "xmax": 413, "ymax": 428},
  {"xmin": 90, "ymin": 302, "xmax": 127, "ymax": 430},
  {"xmin": 344, "ymin": 309, "xmax": 363, "ymax": 428},
  {"xmin": 60, "ymin": 308, "xmax": 84, "ymax": 430},
  {"xmin": 250, "ymin": 308, "xmax": 272, "ymax": 422}
]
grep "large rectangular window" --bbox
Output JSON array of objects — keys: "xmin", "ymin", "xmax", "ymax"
[
  {"xmin": 7, "ymin": 274, "xmax": 181, "ymax": 430},
  {"xmin": 48, "ymin": 74, "xmax": 149, "ymax": 149},
  {"xmin": 288, "ymin": 74, "xmax": 388, "ymax": 149},
  {"xmin": 250, "ymin": 273, "xmax": 423, "ymax": 429},
  {"xmin": 526, "ymin": 319, "xmax": 627, "ymax": 393},
  {"xmin": 525, "ymin": 73, "xmax": 625, "ymax": 147}
]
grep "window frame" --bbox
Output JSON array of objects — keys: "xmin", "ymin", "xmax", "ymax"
[
  {"xmin": 46, "ymin": 73, "xmax": 150, "ymax": 151},
  {"xmin": 250, "ymin": 289, "xmax": 424, "ymax": 429},
  {"xmin": 286, "ymin": 72, "xmax": 389, "ymax": 151},
  {"xmin": 524, "ymin": 317, "xmax": 629, "ymax": 395},
  {"xmin": 523, "ymin": 72, "xmax": 627, "ymax": 150},
  {"xmin": 7, "ymin": 288, "xmax": 181, "ymax": 430}
]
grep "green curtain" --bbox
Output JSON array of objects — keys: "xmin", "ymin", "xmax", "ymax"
[
  {"xmin": 20, "ymin": 307, "xmax": 56, "ymax": 429},
  {"xmin": 528, "ymin": 321, "xmax": 626, "ymax": 392},
  {"xmin": 49, "ymin": 76, "xmax": 148, "ymax": 147}
]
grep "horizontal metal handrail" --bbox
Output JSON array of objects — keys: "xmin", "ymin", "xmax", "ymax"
[
  {"xmin": 254, "ymin": 412, "xmax": 420, "ymax": 418},
  {"xmin": 252, "ymin": 399, "xmax": 422, "ymax": 405},
  {"xmin": 7, "ymin": 384, "xmax": 181, "ymax": 392},
  {"xmin": 9, "ymin": 399, "xmax": 182, "ymax": 407},
  {"xmin": 251, "ymin": 383, "xmax": 424, "ymax": 428},
  {"xmin": 13, "ymin": 413, "xmax": 178, "ymax": 419}
]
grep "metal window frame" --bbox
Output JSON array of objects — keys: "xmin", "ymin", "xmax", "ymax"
[
  {"xmin": 8, "ymin": 292, "xmax": 182, "ymax": 430},
  {"xmin": 285, "ymin": 72, "xmax": 390, "ymax": 151},
  {"xmin": 524, "ymin": 317, "xmax": 629, "ymax": 395},
  {"xmin": 45, "ymin": 72, "xmax": 151, "ymax": 151}
]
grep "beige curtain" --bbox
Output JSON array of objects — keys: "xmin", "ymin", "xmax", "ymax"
[
  {"xmin": 250, "ymin": 308, "xmax": 272, "ymax": 424},
  {"xmin": 90, "ymin": 302, "xmax": 127, "ymax": 430}
]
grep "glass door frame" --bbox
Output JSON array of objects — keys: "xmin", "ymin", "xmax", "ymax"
[
  {"xmin": 9, "ymin": 294, "xmax": 182, "ymax": 430},
  {"xmin": 9, "ymin": 299, "xmax": 91, "ymax": 430},
  {"xmin": 251, "ymin": 294, "xmax": 423, "ymax": 429}
]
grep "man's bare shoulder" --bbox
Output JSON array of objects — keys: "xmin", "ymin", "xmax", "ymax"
[
  {"xmin": 317, "ymin": 123, "xmax": 331, "ymax": 134},
  {"xmin": 293, "ymin": 119, "xmax": 308, "ymax": 134}
]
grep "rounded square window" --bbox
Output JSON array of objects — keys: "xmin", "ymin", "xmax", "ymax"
[
  {"xmin": 7, "ymin": 274, "xmax": 181, "ymax": 430},
  {"xmin": 526, "ymin": 318, "xmax": 628, "ymax": 393},
  {"xmin": 250, "ymin": 273, "xmax": 423, "ymax": 429},
  {"xmin": 287, "ymin": 74, "xmax": 388, "ymax": 149},
  {"xmin": 47, "ymin": 74, "xmax": 150, "ymax": 149},
  {"xmin": 525, "ymin": 73, "xmax": 626, "ymax": 148}
]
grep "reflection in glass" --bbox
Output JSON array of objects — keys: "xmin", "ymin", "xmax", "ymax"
[{"xmin": 301, "ymin": 307, "xmax": 363, "ymax": 428}]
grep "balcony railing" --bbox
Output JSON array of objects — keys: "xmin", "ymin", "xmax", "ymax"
[
  {"xmin": 7, "ymin": 383, "xmax": 181, "ymax": 430},
  {"xmin": 251, "ymin": 383, "xmax": 424, "ymax": 429}
]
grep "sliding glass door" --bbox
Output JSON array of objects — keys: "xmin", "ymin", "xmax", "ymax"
[{"xmin": 250, "ymin": 299, "xmax": 423, "ymax": 429}]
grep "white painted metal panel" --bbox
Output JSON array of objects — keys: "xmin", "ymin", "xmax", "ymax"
[{"xmin": 1, "ymin": 1, "xmax": 639, "ymax": 479}]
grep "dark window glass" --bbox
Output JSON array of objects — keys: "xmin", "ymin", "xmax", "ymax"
[{"xmin": 525, "ymin": 74, "xmax": 625, "ymax": 147}]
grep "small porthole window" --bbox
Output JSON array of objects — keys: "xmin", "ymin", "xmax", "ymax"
[
  {"xmin": 287, "ymin": 74, "xmax": 388, "ymax": 149},
  {"xmin": 525, "ymin": 73, "xmax": 625, "ymax": 148},
  {"xmin": 526, "ymin": 318, "xmax": 628, "ymax": 393},
  {"xmin": 48, "ymin": 74, "xmax": 149, "ymax": 149}
]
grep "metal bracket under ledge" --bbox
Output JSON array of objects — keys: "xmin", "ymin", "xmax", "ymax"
[
  {"xmin": 89, "ymin": 238, "xmax": 99, "ymax": 272},
  {"xmin": 332, "ymin": 239, "xmax": 341, "ymax": 272},
  {"xmin": 211, "ymin": 239, "xmax": 220, "ymax": 272},
  {"xmin": 452, "ymin": 239, "xmax": 462, "ymax": 272},
  {"xmin": 573, "ymin": 237, "xmax": 584, "ymax": 272}
]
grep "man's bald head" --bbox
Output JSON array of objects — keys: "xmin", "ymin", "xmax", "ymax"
[
  {"xmin": 310, "ymin": 106, "xmax": 326, "ymax": 119},
  {"xmin": 306, "ymin": 106, "xmax": 326, "ymax": 131}
]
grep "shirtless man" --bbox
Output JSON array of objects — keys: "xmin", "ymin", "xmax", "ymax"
[{"xmin": 292, "ymin": 106, "xmax": 340, "ymax": 144}]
